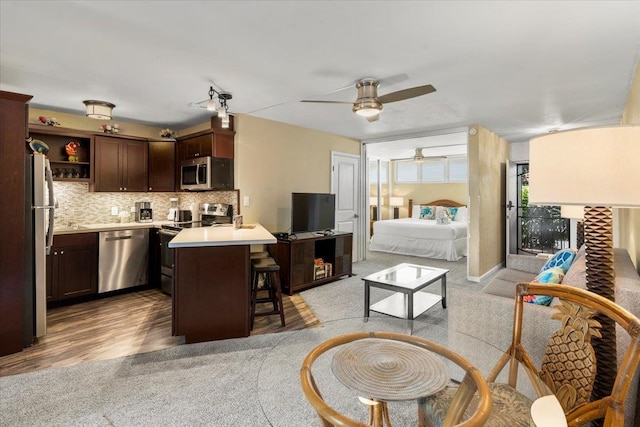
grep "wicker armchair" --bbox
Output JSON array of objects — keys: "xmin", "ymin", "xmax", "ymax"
[
  {"xmin": 300, "ymin": 331, "xmax": 492, "ymax": 427},
  {"xmin": 420, "ymin": 283, "xmax": 640, "ymax": 427}
]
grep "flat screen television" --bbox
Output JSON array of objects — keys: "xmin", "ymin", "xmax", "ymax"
[{"xmin": 291, "ymin": 192, "xmax": 336, "ymax": 234}]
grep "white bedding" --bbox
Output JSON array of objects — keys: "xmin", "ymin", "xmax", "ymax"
[{"xmin": 369, "ymin": 218, "xmax": 467, "ymax": 261}]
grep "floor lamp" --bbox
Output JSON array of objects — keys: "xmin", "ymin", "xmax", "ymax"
[{"xmin": 529, "ymin": 125, "xmax": 640, "ymax": 408}]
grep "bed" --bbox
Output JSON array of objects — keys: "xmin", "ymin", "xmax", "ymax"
[{"xmin": 369, "ymin": 199, "xmax": 468, "ymax": 261}]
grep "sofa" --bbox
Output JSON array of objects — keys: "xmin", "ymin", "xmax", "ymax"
[{"xmin": 448, "ymin": 246, "xmax": 640, "ymax": 426}]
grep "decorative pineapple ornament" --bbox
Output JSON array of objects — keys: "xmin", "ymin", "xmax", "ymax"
[{"xmin": 539, "ymin": 299, "xmax": 602, "ymax": 412}]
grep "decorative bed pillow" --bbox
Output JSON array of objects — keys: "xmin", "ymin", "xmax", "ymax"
[
  {"xmin": 419, "ymin": 206, "xmax": 436, "ymax": 220},
  {"xmin": 453, "ymin": 207, "xmax": 468, "ymax": 221},
  {"xmin": 540, "ymin": 248, "xmax": 578, "ymax": 274},
  {"xmin": 411, "ymin": 205, "xmax": 422, "ymax": 219},
  {"xmin": 524, "ymin": 267, "xmax": 565, "ymax": 306}
]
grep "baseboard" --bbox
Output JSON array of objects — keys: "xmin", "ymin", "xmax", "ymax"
[{"xmin": 467, "ymin": 262, "xmax": 502, "ymax": 283}]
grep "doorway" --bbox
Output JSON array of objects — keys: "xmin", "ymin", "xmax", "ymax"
[
  {"xmin": 331, "ymin": 151, "xmax": 360, "ymax": 262},
  {"xmin": 507, "ymin": 163, "xmax": 570, "ymax": 255}
]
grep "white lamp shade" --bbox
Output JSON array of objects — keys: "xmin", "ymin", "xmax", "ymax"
[
  {"xmin": 369, "ymin": 197, "xmax": 378, "ymax": 206},
  {"xmin": 389, "ymin": 197, "xmax": 404, "ymax": 207},
  {"xmin": 560, "ymin": 205, "xmax": 585, "ymax": 220},
  {"xmin": 529, "ymin": 125, "xmax": 640, "ymax": 207}
]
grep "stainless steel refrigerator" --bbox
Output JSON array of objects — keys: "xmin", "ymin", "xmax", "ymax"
[{"xmin": 25, "ymin": 152, "xmax": 56, "ymax": 342}]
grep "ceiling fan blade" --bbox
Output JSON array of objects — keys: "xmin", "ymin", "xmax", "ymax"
[
  {"xmin": 300, "ymin": 100, "xmax": 352, "ymax": 104},
  {"xmin": 378, "ymin": 84, "xmax": 436, "ymax": 104},
  {"xmin": 366, "ymin": 114, "xmax": 380, "ymax": 122}
]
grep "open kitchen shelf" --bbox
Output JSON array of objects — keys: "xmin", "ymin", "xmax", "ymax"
[{"xmin": 28, "ymin": 124, "xmax": 94, "ymax": 183}]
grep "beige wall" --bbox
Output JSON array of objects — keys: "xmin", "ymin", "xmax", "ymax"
[
  {"xmin": 468, "ymin": 125, "xmax": 510, "ymax": 278},
  {"xmin": 618, "ymin": 63, "xmax": 640, "ymax": 271},
  {"xmin": 234, "ymin": 114, "xmax": 360, "ymax": 232},
  {"xmin": 30, "ymin": 108, "xmax": 163, "ymax": 139}
]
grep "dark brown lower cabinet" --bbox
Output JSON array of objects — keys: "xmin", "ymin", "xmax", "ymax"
[
  {"xmin": 47, "ymin": 233, "xmax": 98, "ymax": 302},
  {"xmin": 269, "ymin": 232, "xmax": 353, "ymax": 295},
  {"xmin": 173, "ymin": 245, "xmax": 250, "ymax": 343}
]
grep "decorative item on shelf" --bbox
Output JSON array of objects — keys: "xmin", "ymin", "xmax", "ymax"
[
  {"xmin": 159, "ymin": 128, "xmax": 177, "ymax": 139},
  {"xmin": 65, "ymin": 141, "xmax": 80, "ymax": 162},
  {"xmin": 26, "ymin": 137, "xmax": 50, "ymax": 154},
  {"xmin": 38, "ymin": 116, "xmax": 60, "ymax": 126},
  {"xmin": 99, "ymin": 123, "xmax": 119, "ymax": 134}
]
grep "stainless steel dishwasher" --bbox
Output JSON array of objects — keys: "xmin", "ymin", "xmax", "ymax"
[{"xmin": 99, "ymin": 229, "xmax": 149, "ymax": 293}]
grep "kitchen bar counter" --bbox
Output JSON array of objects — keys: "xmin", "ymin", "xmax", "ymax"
[
  {"xmin": 171, "ymin": 223, "xmax": 276, "ymax": 344},
  {"xmin": 168, "ymin": 223, "xmax": 276, "ymax": 248}
]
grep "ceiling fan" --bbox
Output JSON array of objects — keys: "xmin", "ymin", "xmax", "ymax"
[{"xmin": 301, "ymin": 78, "xmax": 436, "ymax": 122}]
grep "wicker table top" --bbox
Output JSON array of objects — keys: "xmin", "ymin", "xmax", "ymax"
[{"xmin": 331, "ymin": 337, "xmax": 450, "ymax": 401}]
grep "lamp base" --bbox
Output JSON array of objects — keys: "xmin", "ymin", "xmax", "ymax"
[
  {"xmin": 393, "ymin": 207, "xmax": 399, "ymax": 219},
  {"xmin": 584, "ymin": 206, "xmax": 616, "ymax": 407}
]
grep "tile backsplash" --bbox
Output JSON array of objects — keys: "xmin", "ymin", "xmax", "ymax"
[{"xmin": 53, "ymin": 182, "xmax": 238, "ymax": 226}]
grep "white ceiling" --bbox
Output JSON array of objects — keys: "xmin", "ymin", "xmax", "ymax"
[{"xmin": 2, "ymin": 1, "xmax": 639, "ymax": 148}]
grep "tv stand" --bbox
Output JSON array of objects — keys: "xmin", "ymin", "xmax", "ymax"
[{"xmin": 268, "ymin": 231, "xmax": 353, "ymax": 295}]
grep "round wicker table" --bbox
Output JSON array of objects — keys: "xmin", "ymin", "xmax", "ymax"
[{"xmin": 332, "ymin": 338, "xmax": 450, "ymax": 426}]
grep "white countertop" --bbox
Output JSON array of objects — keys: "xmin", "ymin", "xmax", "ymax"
[
  {"xmin": 53, "ymin": 221, "xmax": 171, "ymax": 235},
  {"xmin": 168, "ymin": 223, "xmax": 276, "ymax": 248}
]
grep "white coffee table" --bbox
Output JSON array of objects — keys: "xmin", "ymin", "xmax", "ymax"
[{"xmin": 363, "ymin": 263, "xmax": 448, "ymax": 320}]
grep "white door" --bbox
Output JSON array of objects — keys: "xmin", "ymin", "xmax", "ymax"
[
  {"xmin": 506, "ymin": 160, "xmax": 518, "ymax": 257},
  {"xmin": 331, "ymin": 152, "xmax": 360, "ymax": 262}
]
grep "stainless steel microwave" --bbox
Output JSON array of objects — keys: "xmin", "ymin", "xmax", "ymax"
[
  {"xmin": 180, "ymin": 156, "xmax": 233, "ymax": 191},
  {"xmin": 180, "ymin": 156, "xmax": 213, "ymax": 191}
]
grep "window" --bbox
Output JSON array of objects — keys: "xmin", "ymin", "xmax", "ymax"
[
  {"xmin": 448, "ymin": 156, "xmax": 467, "ymax": 182},
  {"xmin": 369, "ymin": 161, "xmax": 388, "ymax": 184},
  {"xmin": 395, "ymin": 156, "xmax": 467, "ymax": 183}
]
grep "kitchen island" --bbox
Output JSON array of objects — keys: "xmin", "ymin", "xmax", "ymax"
[{"xmin": 168, "ymin": 223, "xmax": 276, "ymax": 343}]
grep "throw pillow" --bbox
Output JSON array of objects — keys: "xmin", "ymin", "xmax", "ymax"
[
  {"xmin": 419, "ymin": 206, "xmax": 436, "ymax": 220},
  {"xmin": 525, "ymin": 267, "xmax": 565, "ymax": 306},
  {"xmin": 454, "ymin": 207, "xmax": 468, "ymax": 221},
  {"xmin": 540, "ymin": 248, "xmax": 577, "ymax": 274}
]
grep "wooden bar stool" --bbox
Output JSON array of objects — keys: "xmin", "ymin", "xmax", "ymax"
[{"xmin": 250, "ymin": 257, "xmax": 285, "ymax": 329}]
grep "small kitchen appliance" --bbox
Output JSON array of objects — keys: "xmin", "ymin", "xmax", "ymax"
[{"xmin": 134, "ymin": 201, "xmax": 153, "ymax": 222}]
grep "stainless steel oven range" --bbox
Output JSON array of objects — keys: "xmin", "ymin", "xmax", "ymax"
[
  {"xmin": 158, "ymin": 203, "xmax": 233, "ymax": 296},
  {"xmin": 159, "ymin": 222, "xmax": 197, "ymax": 296}
]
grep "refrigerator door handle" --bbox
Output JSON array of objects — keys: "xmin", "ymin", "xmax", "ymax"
[{"xmin": 45, "ymin": 159, "xmax": 56, "ymax": 255}]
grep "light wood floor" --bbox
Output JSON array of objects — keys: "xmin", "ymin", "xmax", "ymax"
[{"xmin": 0, "ymin": 288, "xmax": 319, "ymax": 377}]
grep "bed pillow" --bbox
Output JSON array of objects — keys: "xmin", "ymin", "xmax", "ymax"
[
  {"xmin": 453, "ymin": 207, "xmax": 468, "ymax": 221},
  {"xmin": 540, "ymin": 248, "xmax": 577, "ymax": 274},
  {"xmin": 411, "ymin": 205, "xmax": 422, "ymax": 219},
  {"xmin": 524, "ymin": 266, "xmax": 565, "ymax": 306},
  {"xmin": 419, "ymin": 206, "xmax": 436, "ymax": 220}
]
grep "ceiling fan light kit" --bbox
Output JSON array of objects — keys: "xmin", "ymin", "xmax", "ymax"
[
  {"xmin": 413, "ymin": 148, "xmax": 425, "ymax": 163},
  {"xmin": 302, "ymin": 76, "xmax": 436, "ymax": 122},
  {"xmin": 83, "ymin": 100, "xmax": 115, "ymax": 120}
]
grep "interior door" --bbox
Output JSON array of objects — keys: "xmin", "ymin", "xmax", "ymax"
[
  {"xmin": 331, "ymin": 152, "xmax": 360, "ymax": 262},
  {"xmin": 506, "ymin": 160, "xmax": 518, "ymax": 256}
]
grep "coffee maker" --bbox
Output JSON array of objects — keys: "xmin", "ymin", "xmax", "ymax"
[{"xmin": 135, "ymin": 201, "xmax": 153, "ymax": 222}]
